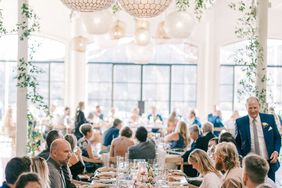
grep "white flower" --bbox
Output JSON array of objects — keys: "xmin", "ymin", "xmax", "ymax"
[{"xmin": 262, "ymin": 122, "xmax": 269, "ymax": 128}]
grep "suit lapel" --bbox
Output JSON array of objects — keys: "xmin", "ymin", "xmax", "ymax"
[{"xmin": 245, "ymin": 116, "xmax": 251, "ymax": 147}]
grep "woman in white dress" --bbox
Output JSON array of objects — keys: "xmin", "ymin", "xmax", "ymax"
[{"xmin": 188, "ymin": 149, "xmax": 222, "ymax": 188}]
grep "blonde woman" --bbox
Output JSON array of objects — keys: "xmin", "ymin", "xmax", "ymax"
[
  {"xmin": 3, "ymin": 106, "xmax": 16, "ymax": 144},
  {"xmin": 30, "ymin": 157, "xmax": 50, "ymax": 188},
  {"xmin": 164, "ymin": 121, "xmax": 189, "ymax": 149},
  {"xmin": 188, "ymin": 149, "xmax": 222, "ymax": 188}
]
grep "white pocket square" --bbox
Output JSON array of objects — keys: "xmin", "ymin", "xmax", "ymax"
[{"xmin": 268, "ymin": 126, "xmax": 273, "ymax": 131}]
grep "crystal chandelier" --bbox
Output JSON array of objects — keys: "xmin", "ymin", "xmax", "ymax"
[
  {"xmin": 60, "ymin": 0, "xmax": 114, "ymax": 12},
  {"xmin": 118, "ymin": 0, "xmax": 172, "ymax": 18}
]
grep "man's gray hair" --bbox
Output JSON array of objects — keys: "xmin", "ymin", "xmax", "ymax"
[{"xmin": 202, "ymin": 122, "xmax": 214, "ymax": 133}]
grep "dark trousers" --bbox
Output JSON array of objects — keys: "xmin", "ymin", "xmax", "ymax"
[{"xmin": 268, "ymin": 164, "xmax": 276, "ymax": 182}]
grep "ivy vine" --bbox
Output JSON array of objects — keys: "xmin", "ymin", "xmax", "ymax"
[
  {"xmin": 0, "ymin": 8, "xmax": 7, "ymax": 37},
  {"xmin": 16, "ymin": 3, "xmax": 47, "ymax": 155},
  {"xmin": 0, "ymin": 2, "xmax": 46, "ymax": 155},
  {"xmin": 176, "ymin": 0, "xmax": 215, "ymax": 20},
  {"xmin": 112, "ymin": 1, "xmax": 121, "ymax": 15},
  {"xmin": 229, "ymin": 0, "xmax": 268, "ymax": 112}
]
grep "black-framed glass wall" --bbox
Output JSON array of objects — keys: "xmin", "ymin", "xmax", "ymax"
[
  {"xmin": 0, "ymin": 61, "xmax": 65, "ymax": 119},
  {"xmin": 87, "ymin": 62, "xmax": 197, "ymax": 117}
]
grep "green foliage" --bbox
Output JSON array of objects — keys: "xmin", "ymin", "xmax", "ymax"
[
  {"xmin": 15, "ymin": 3, "xmax": 40, "ymax": 40},
  {"xmin": 27, "ymin": 112, "xmax": 43, "ymax": 156},
  {"xmin": 15, "ymin": 3, "xmax": 46, "ymax": 155},
  {"xmin": 176, "ymin": 0, "xmax": 190, "ymax": 11},
  {"xmin": 176, "ymin": 0, "xmax": 215, "ymax": 20},
  {"xmin": 0, "ymin": 8, "xmax": 7, "ymax": 37},
  {"xmin": 112, "ymin": 1, "xmax": 121, "ymax": 14},
  {"xmin": 229, "ymin": 0, "xmax": 268, "ymax": 112}
]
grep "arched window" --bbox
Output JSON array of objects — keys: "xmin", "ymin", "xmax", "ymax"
[
  {"xmin": 220, "ymin": 39, "xmax": 282, "ymax": 117},
  {"xmin": 0, "ymin": 35, "xmax": 65, "ymax": 121}
]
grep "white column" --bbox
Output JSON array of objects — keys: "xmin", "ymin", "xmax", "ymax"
[
  {"xmin": 197, "ymin": 10, "xmax": 218, "ymax": 121},
  {"xmin": 65, "ymin": 13, "xmax": 88, "ymax": 114},
  {"xmin": 256, "ymin": 0, "xmax": 268, "ymax": 112},
  {"xmin": 16, "ymin": 0, "xmax": 28, "ymax": 156}
]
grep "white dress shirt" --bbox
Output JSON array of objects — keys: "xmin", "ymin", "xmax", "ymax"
[{"xmin": 249, "ymin": 115, "xmax": 268, "ymax": 159}]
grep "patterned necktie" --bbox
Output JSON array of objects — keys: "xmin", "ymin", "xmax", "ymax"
[{"xmin": 252, "ymin": 119, "xmax": 261, "ymax": 155}]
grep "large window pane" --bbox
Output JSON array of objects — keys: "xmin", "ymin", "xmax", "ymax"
[
  {"xmin": 143, "ymin": 66, "xmax": 170, "ymax": 114},
  {"xmin": 113, "ymin": 65, "xmax": 141, "ymax": 113},
  {"xmin": 88, "ymin": 64, "xmax": 112, "ymax": 113},
  {"xmin": 171, "ymin": 66, "xmax": 197, "ymax": 113},
  {"xmin": 220, "ymin": 39, "xmax": 282, "ymax": 115}
]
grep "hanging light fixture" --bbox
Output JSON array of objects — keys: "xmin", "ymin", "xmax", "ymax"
[
  {"xmin": 71, "ymin": 36, "xmax": 88, "ymax": 52},
  {"xmin": 118, "ymin": 0, "xmax": 172, "ymax": 18},
  {"xmin": 110, "ymin": 20, "xmax": 126, "ymax": 40},
  {"xmin": 60, "ymin": 0, "xmax": 114, "ymax": 12},
  {"xmin": 82, "ymin": 10, "xmax": 113, "ymax": 35},
  {"xmin": 165, "ymin": 11, "xmax": 194, "ymax": 38},
  {"xmin": 134, "ymin": 19, "xmax": 151, "ymax": 46},
  {"xmin": 156, "ymin": 21, "xmax": 169, "ymax": 39}
]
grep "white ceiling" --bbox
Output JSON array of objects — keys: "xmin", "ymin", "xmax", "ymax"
[{"xmin": 1, "ymin": 0, "xmax": 282, "ymax": 45}]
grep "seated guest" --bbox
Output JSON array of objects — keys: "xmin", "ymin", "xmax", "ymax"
[
  {"xmin": 38, "ymin": 130, "xmax": 62, "ymax": 160},
  {"xmin": 182, "ymin": 125, "xmax": 200, "ymax": 177},
  {"xmin": 37, "ymin": 130, "xmax": 76, "ymax": 188},
  {"xmin": 78, "ymin": 124, "xmax": 101, "ymax": 172},
  {"xmin": 188, "ymin": 149, "xmax": 222, "ymax": 188},
  {"xmin": 128, "ymin": 126, "xmax": 156, "ymax": 160},
  {"xmin": 30, "ymin": 157, "xmax": 50, "ymax": 188},
  {"xmin": 129, "ymin": 107, "xmax": 140, "ymax": 125},
  {"xmin": 1, "ymin": 157, "xmax": 31, "ymax": 188},
  {"xmin": 95, "ymin": 105, "xmax": 104, "ymax": 120},
  {"xmin": 147, "ymin": 106, "xmax": 163, "ymax": 133},
  {"xmin": 207, "ymin": 137, "xmax": 218, "ymax": 160},
  {"xmin": 103, "ymin": 119, "xmax": 122, "ymax": 148},
  {"xmin": 188, "ymin": 110, "xmax": 202, "ymax": 128},
  {"xmin": 219, "ymin": 132, "xmax": 236, "ymax": 145},
  {"xmin": 65, "ymin": 134, "xmax": 85, "ymax": 179},
  {"xmin": 214, "ymin": 142, "xmax": 243, "ymax": 188},
  {"xmin": 15, "ymin": 173, "xmax": 42, "ymax": 188},
  {"xmin": 242, "ymin": 154, "xmax": 275, "ymax": 188},
  {"xmin": 166, "ymin": 118, "xmax": 177, "ymax": 135},
  {"xmin": 110, "ymin": 126, "xmax": 134, "ymax": 158},
  {"xmin": 199, "ymin": 122, "xmax": 215, "ymax": 152},
  {"xmin": 47, "ymin": 138, "xmax": 72, "ymax": 188},
  {"xmin": 164, "ymin": 121, "xmax": 189, "ymax": 149},
  {"xmin": 207, "ymin": 109, "xmax": 224, "ymax": 137}
]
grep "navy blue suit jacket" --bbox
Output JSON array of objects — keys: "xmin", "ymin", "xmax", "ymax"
[{"xmin": 235, "ymin": 113, "xmax": 281, "ymax": 171}]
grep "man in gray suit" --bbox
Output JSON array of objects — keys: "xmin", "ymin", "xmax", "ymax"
[{"xmin": 128, "ymin": 126, "xmax": 156, "ymax": 160}]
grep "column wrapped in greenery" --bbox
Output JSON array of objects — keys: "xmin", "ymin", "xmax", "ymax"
[
  {"xmin": 14, "ymin": 3, "xmax": 47, "ymax": 155},
  {"xmin": 229, "ymin": 0, "xmax": 268, "ymax": 112}
]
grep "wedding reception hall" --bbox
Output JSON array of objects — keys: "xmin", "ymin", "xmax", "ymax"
[{"xmin": 0, "ymin": 0, "xmax": 282, "ymax": 187}]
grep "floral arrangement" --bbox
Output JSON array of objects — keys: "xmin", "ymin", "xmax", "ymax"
[{"xmin": 135, "ymin": 163, "xmax": 156, "ymax": 188}]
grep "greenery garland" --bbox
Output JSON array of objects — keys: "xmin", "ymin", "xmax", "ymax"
[
  {"xmin": 0, "ymin": 2, "xmax": 46, "ymax": 155},
  {"xmin": 16, "ymin": 2, "xmax": 47, "ymax": 156},
  {"xmin": 176, "ymin": 0, "xmax": 215, "ymax": 20},
  {"xmin": 229, "ymin": 0, "xmax": 268, "ymax": 112}
]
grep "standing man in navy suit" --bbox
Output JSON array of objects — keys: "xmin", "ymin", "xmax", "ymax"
[{"xmin": 235, "ymin": 96, "xmax": 281, "ymax": 181}]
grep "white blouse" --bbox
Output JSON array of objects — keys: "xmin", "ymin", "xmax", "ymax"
[{"xmin": 200, "ymin": 172, "xmax": 222, "ymax": 188}]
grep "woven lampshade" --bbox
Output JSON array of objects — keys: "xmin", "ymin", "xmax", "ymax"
[
  {"xmin": 61, "ymin": 0, "xmax": 114, "ymax": 12},
  {"xmin": 118, "ymin": 0, "xmax": 172, "ymax": 18}
]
